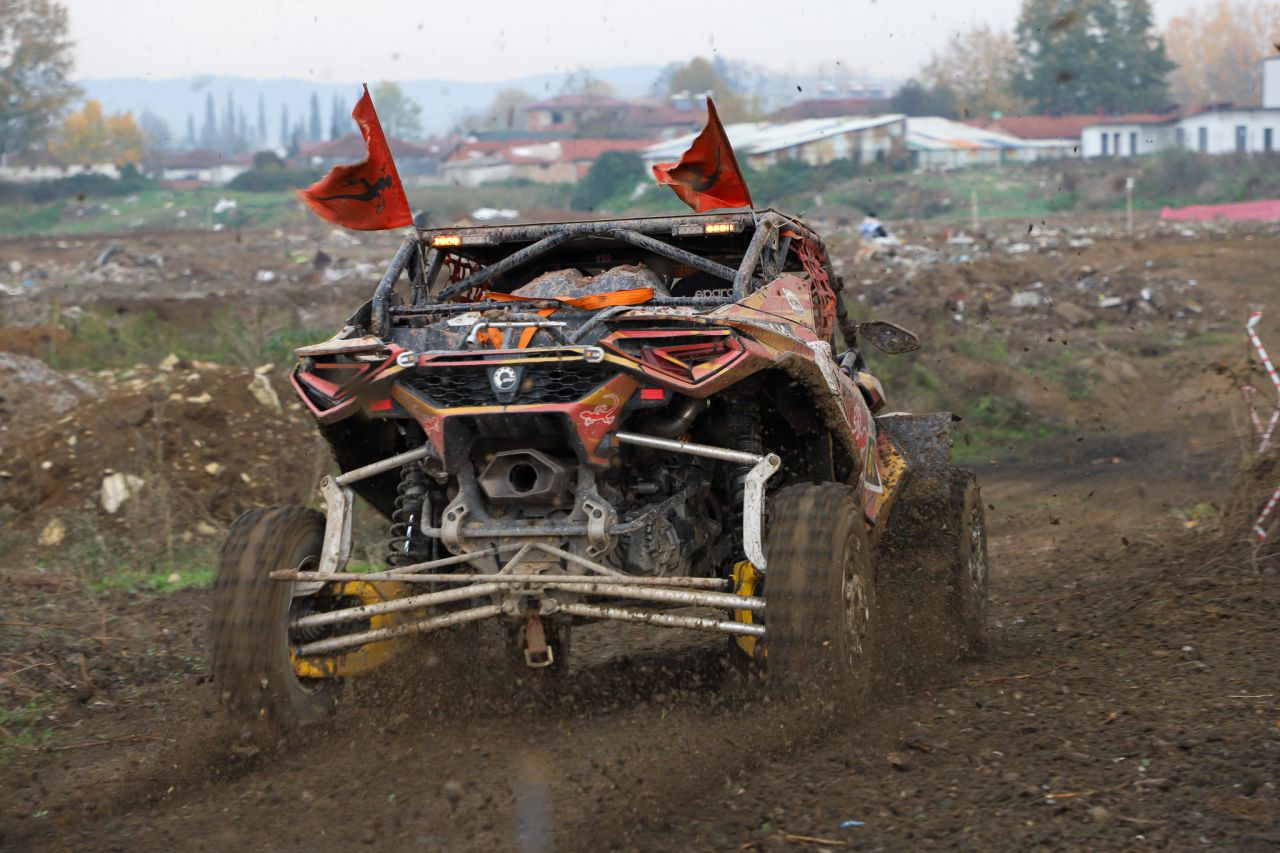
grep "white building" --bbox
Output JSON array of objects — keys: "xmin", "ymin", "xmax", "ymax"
[
  {"xmin": 906, "ymin": 117, "xmax": 1076, "ymax": 169},
  {"xmin": 1177, "ymin": 107, "xmax": 1280, "ymax": 154},
  {"xmin": 643, "ymin": 115, "xmax": 908, "ymax": 172},
  {"xmin": 1081, "ymin": 116, "xmax": 1178, "ymax": 157},
  {"xmin": 1083, "ymin": 57, "xmax": 1280, "ymax": 157}
]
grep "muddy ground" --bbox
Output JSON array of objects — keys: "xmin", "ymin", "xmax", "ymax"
[{"xmin": 0, "ymin": 217, "xmax": 1278, "ymax": 850}]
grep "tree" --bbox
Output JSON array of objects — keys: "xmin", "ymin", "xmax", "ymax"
[
  {"xmin": 889, "ymin": 79, "xmax": 958, "ymax": 117},
  {"xmin": 329, "ymin": 94, "xmax": 345, "ymax": 139},
  {"xmin": 279, "ymin": 104, "xmax": 289, "ymax": 150},
  {"xmin": 0, "ymin": 0, "xmax": 81, "ymax": 161},
  {"xmin": 257, "ymin": 95, "xmax": 267, "ymax": 145},
  {"xmin": 48, "ymin": 100, "xmax": 144, "ymax": 165},
  {"xmin": 370, "ymin": 81, "xmax": 423, "ymax": 140},
  {"xmin": 560, "ymin": 68, "xmax": 616, "ymax": 97},
  {"xmin": 201, "ymin": 92, "xmax": 217, "ymax": 148},
  {"xmin": 137, "ymin": 109, "xmax": 171, "ymax": 161},
  {"xmin": 571, "ymin": 151, "xmax": 644, "ymax": 211},
  {"xmin": 458, "ymin": 88, "xmax": 534, "ymax": 133},
  {"xmin": 1012, "ymin": 0, "xmax": 1173, "ymax": 114},
  {"xmin": 921, "ymin": 24, "xmax": 1022, "ymax": 118},
  {"xmin": 665, "ymin": 57, "xmax": 749, "ymax": 121},
  {"xmin": 1165, "ymin": 0, "xmax": 1280, "ymax": 107},
  {"xmin": 308, "ymin": 92, "xmax": 322, "ymax": 141}
]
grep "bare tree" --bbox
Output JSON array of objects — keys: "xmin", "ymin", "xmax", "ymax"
[{"xmin": 1165, "ymin": 0, "xmax": 1280, "ymax": 107}]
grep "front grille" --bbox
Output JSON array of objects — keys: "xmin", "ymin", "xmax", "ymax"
[{"xmin": 403, "ymin": 362, "xmax": 612, "ymax": 408}]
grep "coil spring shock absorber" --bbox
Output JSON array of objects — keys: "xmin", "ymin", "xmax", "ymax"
[{"xmin": 387, "ymin": 462, "xmax": 428, "ymax": 567}]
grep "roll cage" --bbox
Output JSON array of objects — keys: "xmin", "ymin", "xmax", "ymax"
[{"xmin": 365, "ymin": 209, "xmax": 850, "ymax": 347}]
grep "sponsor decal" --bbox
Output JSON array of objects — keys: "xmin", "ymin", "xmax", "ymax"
[{"xmin": 579, "ymin": 393, "xmax": 621, "ymax": 427}]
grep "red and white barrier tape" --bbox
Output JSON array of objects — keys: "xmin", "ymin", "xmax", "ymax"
[
  {"xmin": 1247, "ymin": 312, "xmax": 1280, "ymax": 541},
  {"xmin": 1246, "ymin": 312, "xmax": 1280, "ymax": 451},
  {"xmin": 1241, "ymin": 384, "xmax": 1264, "ymax": 437}
]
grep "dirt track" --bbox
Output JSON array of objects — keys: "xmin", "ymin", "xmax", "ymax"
[{"xmin": 2, "ymin": 220, "xmax": 1279, "ymax": 850}]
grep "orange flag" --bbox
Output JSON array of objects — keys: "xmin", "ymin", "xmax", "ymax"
[
  {"xmin": 299, "ymin": 85, "xmax": 413, "ymax": 231},
  {"xmin": 652, "ymin": 97, "xmax": 753, "ymax": 212}
]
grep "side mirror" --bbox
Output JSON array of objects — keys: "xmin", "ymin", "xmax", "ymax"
[{"xmin": 858, "ymin": 320, "xmax": 921, "ymax": 355}]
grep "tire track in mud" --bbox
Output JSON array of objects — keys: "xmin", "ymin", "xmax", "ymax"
[{"xmin": 11, "ymin": 587, "xmax": 969, "ymax": 852}]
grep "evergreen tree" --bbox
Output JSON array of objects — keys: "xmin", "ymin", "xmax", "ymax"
[
  {"xmin": 889, "ymin": 79, "xmax": 958, "ymax": 117},
  {"xmin": 1118, "ymin": 0, "xmax": 1173, "ymax": 110},
  {"xmin": 184, "ymin": 114, "xmax": 196, "ymax": 148},
  {"xmin": 308, "ymin": 92, "xmax": 322, "ymax": 141},
  {"xmin": 1012, "ymin": 0, "xmax": 1172, "ymax": 114},
  {"xmin": 257, "ymin": 95, "xmax": 267, "ymax": 145},
  {"xmin": 279, "ymin": 104, "xmax": 289, "ymax": 150},
  {"xmin": 200, "ymin": 93, "xmax": 217, "ymax": 148},
  {"xmin": 222, "ymin": 91, "xmax": 236, "ymax": 152},
  {"xmin": 329, "ymin": 94, "xmax": 345, "ymax": 140}
]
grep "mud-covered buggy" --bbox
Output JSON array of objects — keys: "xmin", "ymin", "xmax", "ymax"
[{"xmin": 211, "ymin": 210, "xmax": 987, "ymax": 727}]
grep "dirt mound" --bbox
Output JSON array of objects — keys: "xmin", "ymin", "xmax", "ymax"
[
  {"xmin": 0, "ymin": 324, "xmax": 70, "ymax": 358},
  {"xmin": 0, "ymin": 352, "xmax": 96, "ymax": 439},
  {"xmin": 0, "ymin": 361, "xmax": 324, "ymax": 537}
]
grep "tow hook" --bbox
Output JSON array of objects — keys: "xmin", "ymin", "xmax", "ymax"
[{"xmin": 522, "ymin": 612, "xmax": 554, "ymax": 669}]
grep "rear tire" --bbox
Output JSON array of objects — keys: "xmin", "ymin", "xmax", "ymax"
[
  {"xmin": 948, "ymin": 471, "xmax": 988, "ymax": 657},
  {"xmin": 211, "ymin": 506, "xmax": 339, "ymax": 730},
  {"xmin": 763, "ymin": 483, "xmax": 876, "ymax": 703}
]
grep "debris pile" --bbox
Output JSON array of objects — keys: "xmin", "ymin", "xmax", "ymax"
[{"xmin": 0, "ymin": 360, "xmax": 323, "ymax": 535}]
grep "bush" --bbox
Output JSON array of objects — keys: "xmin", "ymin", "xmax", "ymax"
[
  {"xmin": 226, "ymin": 168, "xmax": 323, "ymax": 193},
  {"xmin": 0, "ymin": 171, "xmax": 154, "ymax": 204},
  {"xmin": 572, "ymin": 151, "xmax": 645, "ymax": 211}
]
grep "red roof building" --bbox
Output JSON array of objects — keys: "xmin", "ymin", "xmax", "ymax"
[{"xmin": 443, "ymin": 137, "xmax": 654, "ymax": 186}]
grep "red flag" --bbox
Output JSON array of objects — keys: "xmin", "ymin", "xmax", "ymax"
[
  {"xmin": 298, "ymin": 85, "xmax": 413, "ymax": 231},
  {"xmin": 652, "ymin": 97, "xmax": 753, "ymax": 213}
]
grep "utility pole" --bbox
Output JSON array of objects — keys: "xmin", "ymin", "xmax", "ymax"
[{"xmin": 1125, "ymin": 176, "xmax": 1134, "ymax": 235}]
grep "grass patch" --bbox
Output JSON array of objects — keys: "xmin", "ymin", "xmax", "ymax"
[
  {"xmin": 41, "ymin": 309, "xmax": 331, "ymax": 371},
  {"xmin": 952, "ymin": 393, "xmax": 1072, "ymax": 463},
  {"xmin": 0, "ymin": 696, "xmax": 57, "ymax": 763}
]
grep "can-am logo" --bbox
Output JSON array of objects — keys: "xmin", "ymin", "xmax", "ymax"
[{"xmin": 491, "ymin": 366, "xmax": 519, "ymax": 393}]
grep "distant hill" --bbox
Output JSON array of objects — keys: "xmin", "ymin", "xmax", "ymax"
[{"xmin": 80, "ymin": 67, "xmax": 666, "ymax": 146}]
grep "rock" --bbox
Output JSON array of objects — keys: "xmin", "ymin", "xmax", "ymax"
[
  {"xmin": 1053, "ymin": 301, "xmax": 1092, "ymax": 326},
  {"xmin": 1097, "ymin": 296, "xmax": 1124, "ymax": 308},
  {"xmin": 248, "ymin": 374, "xmax": 282, "ymax": 411},
  {"xmin": 1011, "ymin": 290, "xmax": 1047, "ymax": 308},
  {"xmin": 204, "ymin": 462, "xmax": 225, "ymax": 476},
  {"xmin": 101, "ymin": 473, "xmax": 144, "ymax": 514},
  {"xmin": 158, "ymin": 353, "xmax": 180, "ymax": 372},
  {"xmin": 38, "ymin": 518, "xmax": 66, "ymax": 546},
  {"xmin": 195, "ymin": 521, "xmax": 220, "ymax": 537},
  {"xmin": 1088, "ymin": 806, "xmax": 1111, "ymax": 822},
  {"xmin": 254, "ymin": 270, "xmax": 277, "ymax": 283},
  {"xmin": 441, "ymin": 780, "xmax": 464, "ymax": 806},
  {"xmin": 93, "ymin": 244, "xmax": 120, "ymax": 267},
  {"xmin": 186, "ymin": 392, "xmax": 213, "ymax": 404}
]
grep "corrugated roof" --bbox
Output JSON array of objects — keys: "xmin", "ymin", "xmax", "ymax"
[
  {"xmin": 905, "ymin": 117, "xmax": 1050, "ymax": 151},
  {"xmin": 301, "ymin": 134, "xmax": 437, "ymax": 159},
  {"xmin": 1081, "ymin": 112, "xmax": 1180, "ymax": 128},
  {"xmin": 446, "ymin": 138, "xmax": 654, "ymax": 168},
  {"xmin": 643, "ymin": 115, "xmax": 906, "ymax": 161},
  {"xmin": 965, "ymin": 115, "xmax": 1096, "ymax": 140}
]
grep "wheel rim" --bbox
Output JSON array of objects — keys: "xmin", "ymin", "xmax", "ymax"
[{"xmin": 841, "ymin": 552, "xmax": 870, "ymax": 664}]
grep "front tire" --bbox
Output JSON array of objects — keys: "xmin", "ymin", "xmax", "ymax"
[
  {"xmin": 211, "ymin": 506, "xmax": 339, "ymax": 729},
  {"xmin": 763, "ymin": 483, "xmax": 876, "ymax": 703}
]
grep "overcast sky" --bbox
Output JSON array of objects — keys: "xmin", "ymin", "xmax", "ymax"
[{"xmin": 64, "ymin": 0, "xmax": 1205, "ymax": 83}]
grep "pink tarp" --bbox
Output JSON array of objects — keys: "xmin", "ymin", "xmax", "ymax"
[{"xmin": 1159, "ymin": 199, "xmax": 1280, "ymax": 221}]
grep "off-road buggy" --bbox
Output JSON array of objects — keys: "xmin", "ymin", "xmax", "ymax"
[{"xmin": 211, "ymin": 210, "xmax": 988, "ymax": 727}]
